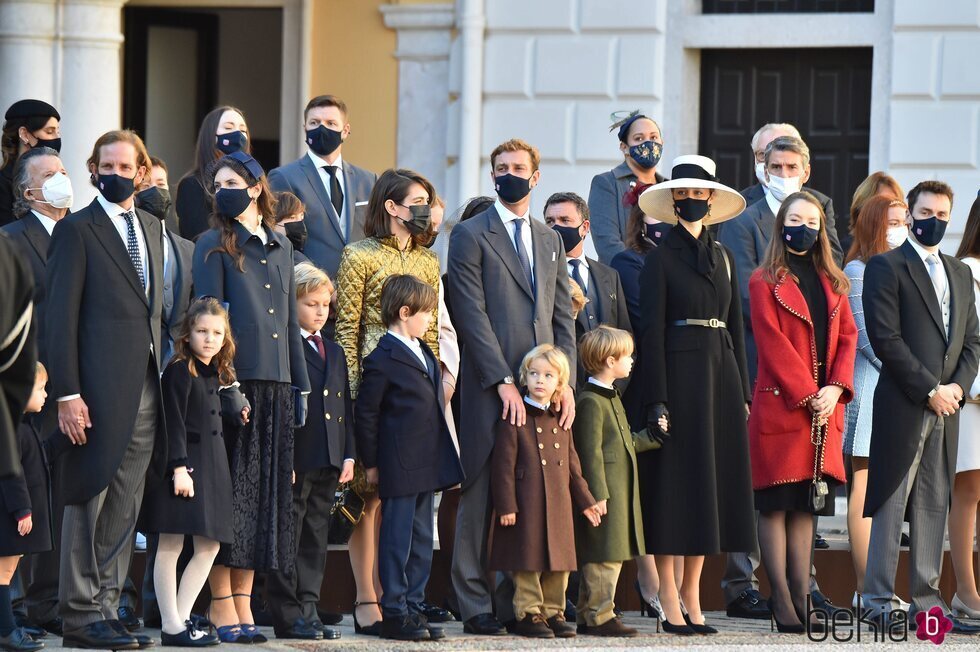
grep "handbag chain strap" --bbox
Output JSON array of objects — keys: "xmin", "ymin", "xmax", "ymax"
[{"xmin": 810, "ymin": 412, "xmax": 826, "ymax": 485}]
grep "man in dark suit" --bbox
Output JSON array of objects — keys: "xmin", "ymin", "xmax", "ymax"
[
  {"xmin": 46, "ymin": 130, "xmax": 165, "ymax": 650},
  {"xmin": 2, "ymin": 147, "xmax": 71, "ymax": 635},
  {"xmin": 268, "ymin": 95, "xmax": 376, "ymax": 279},
  {"xmin": 447, "ymin": 139, "xmax": 577, "ymax": 635},
  {"xmin": 543, "ymin": 191, "xmax": 631, "ymax": 390},
  {"xmin": 862, "ymin": 181, "xmax": 980, "ymax": 632}
]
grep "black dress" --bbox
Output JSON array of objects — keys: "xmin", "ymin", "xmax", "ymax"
[
  {"xmin": 0, "ymin": 420, "xmax": 52, "ymax": 555},
  {"xmin": 140, "ymin": 358, "xmax": 234, "ymax": 543},
  {"xmin": 176, "ymin": 175, "xmax": 212, "ymax": 241},
  {"xmin": 754, "ymin": 251, "xmax": 839, "ymax": 516},
  {"xmin": 637, "ymin": 225, "xmax": 757, "ymax": 555}
]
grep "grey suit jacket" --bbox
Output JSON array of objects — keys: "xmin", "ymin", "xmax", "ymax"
[
  {"xmin": 447, "ymin": 206, "xmax": 577, "ymax": 487},
  {"xmin": 162, "ymin": 228, "xmax": 195, "ymax": 354},
  {"xmin": 268, "ymin": 154, "xmax": 376, "ymax": 277},
  {"xmin": 588, "ymin": 162, "xmax": 666, "ymax": 264}
]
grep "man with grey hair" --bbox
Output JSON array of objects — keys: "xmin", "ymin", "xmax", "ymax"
[{"xmin": 1, "ymin": 146, "xmax": 72, "ymax": 636}]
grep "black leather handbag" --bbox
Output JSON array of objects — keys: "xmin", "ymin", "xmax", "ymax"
[{"xmin": 327, "ymin": 485, "xmax": 365, "ymax": 545}]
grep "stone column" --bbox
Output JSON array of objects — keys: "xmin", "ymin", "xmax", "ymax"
[
  {"xmin": 380, "ymin": 2, "xmax": 455, "ymax": 198},
  {"xmin": 59, "ymin": 0, "xmax": 125, "ymax": 204},
  {"xmin": 0, "ymin": 0, "xmax": 58, "ymax": 121}
]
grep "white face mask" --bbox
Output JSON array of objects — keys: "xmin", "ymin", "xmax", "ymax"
[
  {"xmin": 28, "ymin": 172, "xmax": 73, "ymax": 209},
  {"xmin": 886, "ymin": 225, "xmax": 908, "ymax": 249},
  {"xmin": 755, "ymin": 161, "xmax": 767, "ymax": 187},
  {"xmin": 766, "ymin": 173, "xmax": 801, "ymax": 203}
]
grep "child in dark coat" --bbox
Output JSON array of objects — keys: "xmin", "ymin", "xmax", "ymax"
[
  {"xmin": 355, "ymin": 274, "xmax": 464, "ymax": 642},
  {"xmin": 489, "ymin": 344, "xmax": 601, "ymax": 639},
  {"xmin": 0, "ymin": 363, "xmax": 50, "ymax": 652}
]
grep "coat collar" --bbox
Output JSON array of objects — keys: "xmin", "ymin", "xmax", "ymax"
[
  {"xmin": 772, "ymin": 266, "xmax": 842, "ymax": 326},
  {"xmin": 483, "ymin": 206, "xmax": 535, "ymax": 300},
  {"xmin": 299, "ymin": 154, "xmax": 345, "ymax": 241},
  {"xmin": 88, "ymin": 198, "xmax": 155, "ymax": 306},
  {"xmin": 900, "ymin": 239, "xmax": 949, "ymax": 341},
  {"xmin": 21, "ymin": 212, "xmax": 51, "ymax": 263},
  {"xmin": 303, "ymin": 337, "xmax": 325, "ymax": 372},
  {"xmin": 583, "ymin": 381, "xmax": 618, "ymax": 399},
  {"xmin": 233, "ymin": 220, "xmax": 282, "ymax": 249},
  {"xmin": 378, "ymin": 332, "xmax": 430, "ymax": 374}
]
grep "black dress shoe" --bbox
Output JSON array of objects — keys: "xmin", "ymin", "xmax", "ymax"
[
  {"xmin": 274, "ymin": 618, "xmax": 323, "ymax": 640},
  {"xmin": 420, "ymin": 602, "xmax": 454, "ymax": 623},
  {"xmin": 37, "ymin": 620, "xmax": 62, "ymax": 638},
  {"xmin": 814, "ymin": 534, "xmax": 830, "ymax": 549},
  {"xmin": 107, "ymin": 620, "xmax": 154, "ymax": 648},
  {"xmin": 160, "ymin": 621, "xmax": 219, "ymax": 648},
  {"xmin": 413, "ymin": 613, "xmax": 444, "ymax": 640},
  {"xmin": 950, "ymin": 617, "xmax": 980, "ymax": 635},
  {"xmin": 380, "ymin": 615, "xmax": 429, "ymax": 641},
  {"xmin": 726, "ymin": 589, "xmax": 772, "ymax": 620},
  {"xmin": 117, "ymin": 607, "xmax": 143, "ymax": 632},
  {"xmin": 12, "ymin": 622, "xmax": 45, "ymax": 640},
  {"xmin": 809, "ymin": 590, "xmax": 844, "ymax": 618},
  {"xmin": 316, "ymin": 609, "xmax": 344, "ymax": 626},
  {"xmin": 463, "ymin": 613, "xmax": 505, "ymax": 635},
  {"xmin": 0, "ymin": 628, "xmax": 44, "ymax": 652},
  {"xmin": 63, "ymin": 621, "xmax": 140, "ymax": 650}
]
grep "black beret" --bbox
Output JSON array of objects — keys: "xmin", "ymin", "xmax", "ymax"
[{"xmin": 4, "ymin": 99, "xmax": 60, "ymax": 122}]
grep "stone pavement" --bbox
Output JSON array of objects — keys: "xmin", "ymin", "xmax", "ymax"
[{"xmin": 40, "ymin": 611, "xmax": 980, "ymax": 651}]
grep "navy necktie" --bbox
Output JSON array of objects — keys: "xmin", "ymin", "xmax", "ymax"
[
  {"xmin": 568, "ymin": 259, "xmax": 586, "ymax": 292},
  {"xmin": 512, "ymin": 218, "xmax": 534, "ymax": 293},
  {"xmin": 123, "ymin": 211, "xmax": 145, "ymax": 289}
]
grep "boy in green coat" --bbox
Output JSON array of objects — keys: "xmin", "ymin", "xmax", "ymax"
[{"xmin": 573, "ymin": 326, "xmax": 663, "ymax": 636}]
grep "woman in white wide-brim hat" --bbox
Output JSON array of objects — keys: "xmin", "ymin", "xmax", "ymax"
[{"xmin": 635, "ymin": 155, "xmax": 755, "ymax": 635}]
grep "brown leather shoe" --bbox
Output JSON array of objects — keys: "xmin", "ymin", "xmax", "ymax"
[
  {"xmin": 513, "ymin": 614, "xmax": 555, "ymax": 638},
  {"xmin": 583, "ymin": 616, "xmax": 638, "ymax": 637},
  {"xmin": 546, "ymin": 614, "xmax": 576, "ymax": 638}
]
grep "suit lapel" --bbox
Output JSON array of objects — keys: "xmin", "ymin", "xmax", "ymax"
[
  {"xmin": 586, "ymin": 257, "xmax": 613, "ymax": 319},
  {"xmin": 89, "ymin": 200, "xmax": 148, "ymax": 305},
  {"xmin": 773, "ymin": 273, "xmax": 812, "ymax": 325},
  {"xmin": 482, "ymin": 208, "xmax": 534, "ymax": 300},
  {"xmin": 139, "ymin": 208, "xmax": 164, "ymax": 315},
  {"xmin": 300, "ymin": 155, "xmax": 345, "ymax": 243},
  {"xmin": 902, "ymin": 243, "xmax": 946, "ymax": 340},
  {"xmin": 530, "ymin": 218, "xmax": 557, "ymax": 304},
  {"xmin": 22, "ymin": 214, "xmax": 50, "ymax": 264},
  {"xmin": 757, "ymin": 201, "xmax": 776, "ymax": 242},
  {"xmin": 943, "ymin": 254, "xmax": 961, "ymax": 347},
  {"xmin": 303, "ymin": 339, "xmax": 325, "ymax": 372}
]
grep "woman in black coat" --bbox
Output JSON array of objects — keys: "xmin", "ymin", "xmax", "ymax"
[
  {"xmin": 636, "ymin": 155, "xmax": 754, "ymax": 635},
  {"xmin": 192, "ymin": 151, "xmax": 309, "ymax": 642}
]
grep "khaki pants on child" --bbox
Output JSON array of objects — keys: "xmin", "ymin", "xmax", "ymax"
[
  {"xmin": 512, "ymin": 571, "xmax": 569, "ymax": 620},
  {"xmin": 576, "ymin": 561, "xmax": 623, "ymax": 626}
]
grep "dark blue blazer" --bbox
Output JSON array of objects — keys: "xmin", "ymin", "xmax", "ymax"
[
  {"xmin": 192, "ymin": 222, "xmax": 310, "ymax": 392},
  {"xmin": 355, "ymin": 333, "xmax": 464, "ymax": 498},
  {"xmin": 2, "ymin": 213, "xmax": 51, "ymax": 360},
  {"xmin": 295, "ymin": 337, "xmax": 354, "ymax": 473}
]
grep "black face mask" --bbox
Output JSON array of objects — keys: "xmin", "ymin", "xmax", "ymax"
[
  {"xmin": 911, "ymin": 215, "xmax": 948, "ymax": 247},
  {"xmin": 215, "ymin": 187, "xmax": 253, "ymax": 218},
  {"xmin": 673, "ymin": 198, "xmax": 709, "ymax": 223},
  {"xmin": 552, "ymin": 223, "xmax": 584, "ymax": 253},
  {"xmin": 283, "ymin": 220, "xmax": 307, "ymax": 251},
  {"xmin": 645, "ymin": 222, "xmax": 671, "ymax": 244},
  {"xmin": 494, "ymin": 174, "xmax": 532, "ymax": 204},
  {"xmin": 783, "ymin": 224, "xmax": 820, "ymax": 253},
  {"xmin": 305, "ymin": 125, "xmax": 343, "ymax": 157},
  {"xmin": 135, "ymin": 186, "xmax": 171, "ymax": 220},
  {"xmin": 35, "ymin": 136, "xmax": 61, "ymax": 153},
  {"xmin": 398, "ymin": 204, "xmax": 431, "ymax": 235},
  {"xmin": 94, "ymin": 173, "xmax": 137, "ymax": 204},
  {"xmin": 215, "ymin": 130, "xmax": 247, "ymax": 155}
]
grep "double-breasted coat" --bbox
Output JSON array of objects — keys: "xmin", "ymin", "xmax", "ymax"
[
  {"xmin": 572, "ymin": 383, "xmax": 644, "ymax": 563},
  {"xmin": 747, "ymin": 269, "xmax": 857, "ymax": 489},
  {"xmin": 489, "ymin": 404, "xmax": 596, "ymax": 572},
  {"xmin": 637, "ymin": 225, "xmax": 756, "ymax": 555}
]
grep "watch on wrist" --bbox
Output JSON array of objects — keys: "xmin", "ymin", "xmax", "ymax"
[{"xmin": 501, "ymin": 376, "xmax": 515, "ymax": 385}]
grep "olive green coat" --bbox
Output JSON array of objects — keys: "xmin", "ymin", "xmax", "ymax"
[{"xmin": 573, "ymin": 382, "xmax": 645, "ymax": 563}]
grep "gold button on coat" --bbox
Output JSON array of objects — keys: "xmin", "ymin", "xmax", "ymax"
[
  {"xmin": 541, "ymin": 459, "xmax": 547, "ymax": 466},
  {"xmin": 325, "ymin": 413, "xmax": 331, "ymax": 420}
]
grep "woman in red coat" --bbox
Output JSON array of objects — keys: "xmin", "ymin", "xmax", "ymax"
[{"xmin": 748, "ymin": 191, "xmax": 857, "ymax": 633}]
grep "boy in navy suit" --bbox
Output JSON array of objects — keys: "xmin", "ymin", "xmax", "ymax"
[
  {"xmin": 266, "ymin": 263, "xmax": 354, "ymax": 641},
  {"xmin": 356, "ymin": 275, "xmax": 464, "ymax": 642}
]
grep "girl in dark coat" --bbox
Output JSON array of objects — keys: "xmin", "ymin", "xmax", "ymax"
[
  {"xmin": 748, "ymin": 192, "xmax": 856, "ymax": 632},
  {"xmin": 0, "ymin": 363, "xmax": 49, "ymax": 652},
  {"xmin": 141, "ymin": 298, "xmax": 250, "ymax": 646},
  {"xmin": 636, "ymin": 155, "xmax": 754, "ymax": 635}
]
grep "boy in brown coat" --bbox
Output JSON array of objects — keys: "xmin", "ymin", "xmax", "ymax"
[{"xmin": 489, "ymin": 345, "xmax": 600, "ymax": 639}]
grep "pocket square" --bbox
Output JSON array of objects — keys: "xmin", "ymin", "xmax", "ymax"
[{"xmin": 354, "ymin": 200, "xmax": 369, "ymax": 207}]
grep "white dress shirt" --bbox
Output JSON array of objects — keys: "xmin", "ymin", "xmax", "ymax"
[
  {"xmin": 494, "ymin": 198, "xmax": 534, "ymax": 283},
  {"xmin": 30, "ymin": 209, "xmax": 58, "ymax": 235},
  {"xmin": 524, "ymin": 395, "xmax": 550, "ymax": 411},
  {"xmin": 97, "ymin": 193, "xmax": 149, "ymax": 294},
  {"xmin": 588, "ymin": 377, "xmax": 615, "ymax": 390},
  {"xmin": 567, "ymin": 253, "xmax": 590, "ymax": 292},
  {"xmin": 387, "ymin": 329, "xmax": 428, "ymax": 369},
  {"xmin": 908, "ymin": 236, "xmax": 950, "ymax": 335},
  {"xmin": 307, "ymin": 150, "xmax": 347, "ymax": 229},
  {"xmin": 764, "ymin": 187, "xmax": 782, "ymax": 219}
]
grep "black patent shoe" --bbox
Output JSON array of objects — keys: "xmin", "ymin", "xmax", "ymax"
[
  {"xmin": 0, "ymin": 628, "xmax": 44, "ymax": 652},
  {"xmin": 683, "ymin": 613, "xmax": 718, "ymax": 635},
  {"xmin": 420, "ymin": 602, "xmax": 454, "ymax": 623},
  {"xmin": 117, "ymin": 607, "xmax": 143, "ymax": 632},
  {"xmin": 353, "ymin": 601, "xmax": 382, "ymax": 636},
  {"xmin": 726, "ymin": 589, "xmax": 772, "ymax": 620},
  {"xmin": 160, "ymin": 622, "xmax": 219, "ymax": 647},
  {"xmin": 462, "ymin": 613, "xmax": 505, "ymax": 635},
  {"xmin": 274, "ymin": 618, "xmax": 322, "ymax": 640},
  {"xmin": 380, "ymin": 615, "xmax": 429, "ymax": 641},
  {"xmin": 62, "ymin": 621, "xmax": 139, "ymax": 650}
]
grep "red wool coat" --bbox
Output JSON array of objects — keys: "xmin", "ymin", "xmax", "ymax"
[{"xmin": 747, "ymin": 269, "xmax": 857, "ymax": 489}]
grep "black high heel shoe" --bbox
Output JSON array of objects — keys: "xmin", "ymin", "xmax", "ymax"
[
  {"xmin": 683, "ymin": 613, "xmax": 718, "ymax": 635},
  {"xmin": 658, "ymin": 619, "xmax": 696, "ymax": 635},
  {"xmin": 353, "ymin": 601, "xmax": 382, "ymax": 636},
  {"xmin": 768, "ymin": 599, "xmax": 804, "ymax": 634},
  {"xmin": 634, "ymin": 580, "xmax": 665, "ymax": 619}
]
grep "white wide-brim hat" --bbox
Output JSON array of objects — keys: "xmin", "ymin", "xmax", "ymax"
[{"xmin": 638, "ymin": 155, "xmax": 746, "ymax": 226}]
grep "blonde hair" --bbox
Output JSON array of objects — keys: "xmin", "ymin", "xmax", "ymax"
[
  {"xmin": 294, "ymin": 262, "xmax": 334, "ymax": 299},
  {"xmin": 35, "ymin": 361, "xmax": 47, "ymax": 384},
  {"xmin": 568, "ymin": 279, "xmax": 586, "ymax": 319},
  {"xmin": 519, "ymin": 344, "xmax": 570, "ymax": 404},
  {"xmin": 578, "ymin": 326, "xmax": 634, "ymax": 376}
]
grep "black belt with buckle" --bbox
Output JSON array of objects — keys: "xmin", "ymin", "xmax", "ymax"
[{"xmin": 670, "ymin": 318, "xmax": 727, "ymax": 328}]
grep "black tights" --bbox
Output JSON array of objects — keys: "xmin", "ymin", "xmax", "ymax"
[{"xmin": 758, "ymin": 510, "xmax": 813, "ymax": 626}]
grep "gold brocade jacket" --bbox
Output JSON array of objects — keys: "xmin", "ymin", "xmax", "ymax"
[{"xmin": 335, "ymin": 236, "xmax": 441, "ymax": 397}]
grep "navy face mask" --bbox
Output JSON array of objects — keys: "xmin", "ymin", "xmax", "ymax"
[
  {"xmin": 494, "ymin": 174, "xmax": 532, "ymax": 204},
  {"xmin": 628, "ymin": 140, "xmax": 663, "ymax": 170},
  {"xmin": 306, "ymin": 125, "xmax": 343, "ymax": 157},
  {"xmin": 911, "ymin": 215, "xmax": 948, "ymax": 247},
  {"xmin": 645, "ymin": 222, "xmax": 671, "ymax": 243},
  {"xmin": 215, "ymin": 187, "xmax": 253, "ymax": 218},
  {"xmin": 783, "ymin": 224, "xmax": 820, "ymax": 253},
  {"xmin": 95, "ymin": 173, "xmax": 137, "ymax": 204},
  {"xmin": 216, "ymin": 130, "xmax": 248, "ymax": 155},
  {"xmin": 552, "ymin": 223, "xmax": 584, "ymax": 253},
  {"xmin": 35, "ymin": 136, "xmax": 61, "ymax": 153},
  {"xmin": 673, "ymin": 198, "xmax": 709, "ymax": 223},
  {"xmin": 283, "ymin": 220, "xmax": 307, "ymax": 251},
  {"xmin": 135, "ymin": 186, "xmax": 171, "ymax": 220}
]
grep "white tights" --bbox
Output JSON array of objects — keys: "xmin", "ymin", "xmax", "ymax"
[{"xmin": 154, "ymin": 534, "xmax": 221, "ymax": 635}]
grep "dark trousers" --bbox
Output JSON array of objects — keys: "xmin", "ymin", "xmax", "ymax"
[
  {"xmin": 266, "ymin": 466, "xmax": 340, "ymax": 628},
  {"xmin": 379, "ymin": 492, "xmax": 434, "ymax": 618},
  {"xmin": 58, "ymin": 365, "xmax": 158, "ymax": 631}
]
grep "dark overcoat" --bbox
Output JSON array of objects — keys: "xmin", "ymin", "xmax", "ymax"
[
  {"xmin": 489, "ymin": 404, "xmax": 595, "ymax": 572},
  {"xmin": 295, "ymin": 338, "xmax": 354, "ymax": 473},
  {"xmin": 0, "ymin": 420, "xmax": 52, "ymax": 555}
]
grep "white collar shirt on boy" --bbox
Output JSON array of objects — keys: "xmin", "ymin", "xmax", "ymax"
[
  {"xmin": 387, "ymin": 329, "xmax": 427, "ymax": 368},
  {"xmin": 587, "ymin": 377, "xmax": 615, "ymax": 390},
  {"xmin": 523, "ymin": 395, "xmax": 550, "ymax": 411}
]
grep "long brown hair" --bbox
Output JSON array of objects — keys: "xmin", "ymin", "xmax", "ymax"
[
  {"xmin": 173, "ymin": 297, "xmax": 237, "ymax": 386},
  {"xmin": 205, "ymin": 155, "xmax": 277, "ymax": 272},
  {"xmin": 845, "ymin": 195, "xmax": 907, "ymax": 264},
  {"xmin": 364, "ymin": 168, "xmax": 436, "ymax": 247},
  {"xmin": 849, "ymin": 171, "xmax": 903, "ymax": 236},
  {"xmin": 956, "ymin": 195, "xmax": 980, "ymax": 259},
  {"xmin": 625, "ymin": 202, "xmax": 656, "ymax": 254},
  {"xmin": 183, "ymin": 106, "xmax": 251, "ymax": 184},
  {"xmin": 760, "ymin": 191, "xmax": 850, "ymax": 295}
]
